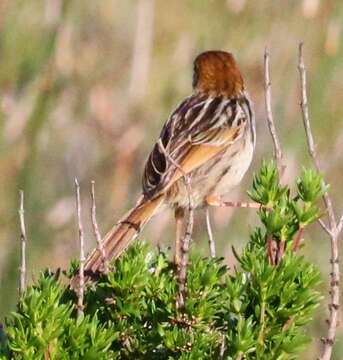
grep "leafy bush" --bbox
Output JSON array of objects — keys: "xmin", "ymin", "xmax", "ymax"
[{"xmin": 0, "ymin": 162, "xmax": 324, "ymax": 359}]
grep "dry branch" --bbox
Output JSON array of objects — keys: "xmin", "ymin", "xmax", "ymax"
[
  {"xmin": 298, "ymin": 43, "xmax": 341, "ymax": 360},
  {"xmin": 318, "ymin": 218, "xmax": 332, "ymax": 237},
  {"xmin": 298, "ymin": 43, "xmax": 336, "ymax": 229},
  {"xmin": 18, "ymin": 190, "xmax": 27, "ymax": 296},
  {"xmin": 263, "ymin": 48, "xmax": 287, "ymax": 267},
  {"xmin": 206, "ymin": 208, "xmax": 216, "ymax": 258},
  {"xmin": 264, "ymin": 48, "xmax": 284, "ymax": 176},
  {"xmin": 338, "ymin": 214, "xmax": 343, "ymax": 234},
  {"xmin": 207, "ymin": 198, "xmax": 264, "ymax": 209},
  {"xmin": 91, "ymin": 181, "xmax": 109, "ymax": 273},
  {"xmin": 74, "ymin": 178, "xmax": 85, "ymax": 317}
]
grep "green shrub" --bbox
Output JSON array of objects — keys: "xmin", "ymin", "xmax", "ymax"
[{"xmin": 0, "ymin": 162, "xmax": 323, "ymax": 359}]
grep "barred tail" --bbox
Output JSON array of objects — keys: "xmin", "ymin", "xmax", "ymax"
[{"xmin": 84, "ymin": 195, "xmax": 164, "ymax": 274}]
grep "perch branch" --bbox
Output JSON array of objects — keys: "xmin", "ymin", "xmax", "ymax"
[
  {"xmin": 18, "ymin": 190, "xmax": 27, "ymax": 296},
  {"xmin": 207, "ymin": 197, "xmax": 264, "ymax": 209},
  {"xmin": 298, "ymin": 43, "xmax": 340, "ymax": 360},
  {"xmin": 264, "ymin": 48, "xmax": 284, "ymax": 176},
  {"xmin": 91, "ymin": 181, "xmax": 109, "ymax": 273},
  {"xmin": 157, "ymin": 139, "xmax": 194, "ymax": 308},
  {"xmin": 75, "ymin": 178, "xmax": 85, "ymax": 317},
  {"xmin": 206, "ymin": 207, "xmax": 216, "ymax": 258}
]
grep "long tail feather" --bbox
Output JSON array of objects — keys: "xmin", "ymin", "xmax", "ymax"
[{"xmin": 83, "ymin": 195, "xmax": 164, "ymax": 275}]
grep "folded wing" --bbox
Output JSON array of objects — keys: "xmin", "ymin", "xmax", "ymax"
[{"xmin": 142, "ymin": 93, "xmax": 250, "ymax": 198}]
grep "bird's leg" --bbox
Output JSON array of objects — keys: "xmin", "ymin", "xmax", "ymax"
[
  {"xmin": 206, "ymin": 194, "xmax": 262, "ymax": 209},
  {"xmin": 174, "ymin": 207, "xmax": 185, "ymax": 269}
]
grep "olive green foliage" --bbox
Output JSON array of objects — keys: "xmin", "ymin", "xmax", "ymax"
[{"xmin": 0, "ymin": 162, "xmax": 323, "ymax": 359}]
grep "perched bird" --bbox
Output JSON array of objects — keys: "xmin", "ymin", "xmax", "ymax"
[{"xmin": 84, "ymin": 50, "xmax": 255, "ymax": 274}]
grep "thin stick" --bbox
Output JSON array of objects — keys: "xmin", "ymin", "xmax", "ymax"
[
  {"xmin": 18, "ymin": 190, "xmax": 27, "ymax": 296},
  {"xmin": 319, "ymin": 235, "xmax": 340, "ymax": 360},
  {"xmin": 298, "ymin": 43, "xmax": 336, "ymax": 228},
  {"xmin": 298, "ymin": 43, "xmax": 340, "ymax": 360},
  {"xmin": 318, "ymin": 218, "xmax": 332, "ymax": 237},
  {"xmin": 157, "ymin": 139, "xmax": 194, "ymax": 308},
  {"xmin": 209, "ymin": 199, "xmax": 263, "ymax": 209},
  {"xmin": 264, "ymin": 48, "xmax": 284, "ymax": 175},
  {"xmin": 206, "ymin": 207, "xmax": 216, "ymax": 257},
  {"xmin": 337, "ymin": 213, "xmax": 343, "ymax": 234},
  {"xmin": 179, "ymin": 197, "xmax": 193, "ymax": 307},
  {"xmin": 91, "ymin": 181, "xmax": 109, "ymax": 273},
  {"xmin": 75, "ymin": 178, "xmax": 85, "ymax": 317}
]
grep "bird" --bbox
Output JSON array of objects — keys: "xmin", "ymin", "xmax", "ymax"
[{"xmin": 83, "ymin": 50, "xmax": 256, "ymax": 275}]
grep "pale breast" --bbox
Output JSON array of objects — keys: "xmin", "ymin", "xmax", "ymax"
[
  {"xmin": 166, "ymin": 128, "xmax": 254, "ymax": 209},
  {"xmin": 211, "ymin": 131, "xmax": 254, "ymax": 196}
]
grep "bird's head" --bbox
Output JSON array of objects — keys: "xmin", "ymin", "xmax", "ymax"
[{"xmin": 192, "ymin": 51, "xmax": 244, "ymax": 98}]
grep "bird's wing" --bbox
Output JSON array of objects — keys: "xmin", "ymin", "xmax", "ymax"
[{"xmin": 142, "ymin": 93, "xmax": 251, "ymax": 198}]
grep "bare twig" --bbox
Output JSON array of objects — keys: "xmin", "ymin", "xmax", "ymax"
[
  {"xmin": 208, "ymin": 198, "xmax": 264, "ymax": 209},
  {"xmin": 18, "ymin": 190, "xmax": 27, "ymax": 296},
  {"xmin": 337, "ymin": 213, "xmax": 343, "ymax": 234},
  {"xmin": 206, "ymin": 208, "xmax": 216, "ymax": 257},
  {"xmin": 91, "ymin": 181, "xmax": 109, "ymax": 273},
  {"xmin": 298, "ymin": 43, "xmax": 341, "ymax": 360},
  {"xmin": 298, "ymin": 43, "xmax": 336, "ymax": 228},
  {"xmin": 157, "ymin": 139, "xmax": 194, "ymax": 308},
  {"xmin": 318, "ymin": 218, "xmax": 332, "ymax": 237},
  {"xmin": 263, "ymin": 49, "xmax": 288, "ymax": 266},
  {"xmin": 264, "ymin": 48, "xmax": 284, "ymax": 175},
  {"xmin": 75, "ymin": 178, "xmax": 85, "ymax": 317}
]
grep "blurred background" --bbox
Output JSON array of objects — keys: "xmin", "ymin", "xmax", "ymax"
[{"xmin": 0, "ymin": 0, "xmax": 342, "ymax": 358}]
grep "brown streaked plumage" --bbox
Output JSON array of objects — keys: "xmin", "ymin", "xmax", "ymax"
[{"xmin": 81, "ymin": 50, "xmax": 255, "ymax": 276}]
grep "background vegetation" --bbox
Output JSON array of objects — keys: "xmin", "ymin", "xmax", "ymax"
[{"xmin": 0, "ymin": 1, "xmax": 342, "ymax": 358}]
